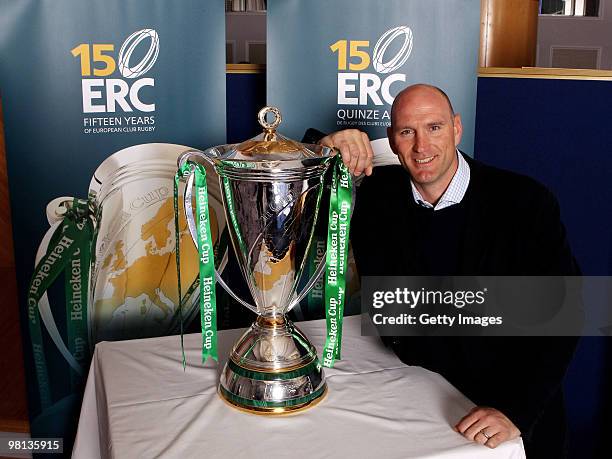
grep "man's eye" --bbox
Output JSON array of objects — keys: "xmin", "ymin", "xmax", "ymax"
[
  {"xmin": 430, "ymin": 125, "xmax": 441, "ymax": 131},
  {"xmin": 400, "ymin": 129, "xmax": 413, "ymax": 136}
]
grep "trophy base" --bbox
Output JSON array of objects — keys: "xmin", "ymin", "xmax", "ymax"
[
  {"xmin": 219, "ymin": 315, "xmax": 327, "ymax": 415},
  {"xmin": 218, "ymin": 385, "xmax": 327, "ymax": 416}
]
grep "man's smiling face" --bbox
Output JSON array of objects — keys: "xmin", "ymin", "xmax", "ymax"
[{"xmin": 387, "ymin": 85, "xmax": 462, "ymax": 201}]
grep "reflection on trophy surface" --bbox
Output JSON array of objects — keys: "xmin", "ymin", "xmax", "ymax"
[{"xmin": 180, "ymin": 107, "xmax": 338, "ymax": 414}]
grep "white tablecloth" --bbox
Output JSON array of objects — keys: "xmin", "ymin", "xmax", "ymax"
[{"xmin": 72, "ymin": 315, "xmax": 525, "ymax": 459}]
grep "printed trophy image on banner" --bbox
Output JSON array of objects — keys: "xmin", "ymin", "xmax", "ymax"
[
  {"xmin": 29, "ymin": 143, "xmax": 227, "ymax": 405},
  {"xmin": 85, "ymin": 144, "xmax": 227, "ymax": 344},
  {"xmin": 176, "ymin": 108, "xmax": 353, "ymax": 414},
  {"xmin": 0, "ymin": 0, "xmax": 226, "ymax": 444}
]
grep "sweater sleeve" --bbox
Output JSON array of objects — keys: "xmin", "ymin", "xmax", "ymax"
[
  {"xmin": 478, "ymin": 186, "xmax": 580, "ymax": 441},
  {"xmin": 301, "ymin": 128, "xmax": 327, "ymax": 145},
  {"xmin": 473, "ymin": 336, "xmax": 577, "ymax": 442},
  {"xmin": 525, "ymin": 186, "xmax": 580, "ymax": 276}
]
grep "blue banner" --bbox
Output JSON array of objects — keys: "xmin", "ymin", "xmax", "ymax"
[
  {"xmin": 268, "ymin": 0, "xmax": 479, "ymax": 157},
  {"xmin": 0, "ymin": 0, "xmax": 226, "ymax": 448}
]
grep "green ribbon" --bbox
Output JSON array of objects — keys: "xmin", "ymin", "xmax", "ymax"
[
  {"xmin": 322, "ymin": 157, "xmax": 353, "ymax": 368},
  {"xmin": 174, "ymin": 163, "xmax": 218, "ymax": 365},
  {"xmin": 173, "ymin": 168, "xmax": 187, "ymax": 367},
  {"xmin": 26, "ymin": 199, "xmax": 92, "ymax": 408},
  {"xmin": 222, "ymin": 176, "xmax": 248, "ymax": 260},
  {"xmin": 64, "ymin": 210, "xmax": 91, "ymax": 389},
  {"xmin": 194, "ymin": 165, "xmax": 218, "ymax": 362}
]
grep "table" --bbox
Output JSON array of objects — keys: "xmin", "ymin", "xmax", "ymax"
[{"xmin": 72, "ymin": 316, "xmax": 525, "ymax": 458}]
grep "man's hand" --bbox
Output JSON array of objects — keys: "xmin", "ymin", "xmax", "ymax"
[
  {"xmin": 319, "ymin": 129, "xmax": 374, "ymax": 176},
  {"xmin": 455, "ymin": 406, "xmax": 521, "ymax": 449}
]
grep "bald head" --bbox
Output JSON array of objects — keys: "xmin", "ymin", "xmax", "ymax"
[
  {"xmin": 386, "ymin": 83, "xmax": 463, "ymax": 204},
  {"xmin": 390, "ymin": 84, "xmax": 455, "ymax": 126}
]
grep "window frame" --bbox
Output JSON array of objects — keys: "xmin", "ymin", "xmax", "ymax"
[{"xmin": 539, "ymin": 0, "xmax": 602, "ymax": 18}]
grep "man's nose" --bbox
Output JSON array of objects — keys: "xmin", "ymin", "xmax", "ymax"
[{"xmin": 413, "ymin": 132, "xmax": 429, "ymax": 153}]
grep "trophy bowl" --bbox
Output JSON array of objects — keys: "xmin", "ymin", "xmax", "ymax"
[{"xmin": 180, "ymin": 107, "xmax": 337, "ymax": 414}]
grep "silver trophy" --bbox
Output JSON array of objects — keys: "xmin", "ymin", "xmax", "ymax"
[{"xmin": 180, "ymin": 107, "xmax": 336, "ymax": 414}]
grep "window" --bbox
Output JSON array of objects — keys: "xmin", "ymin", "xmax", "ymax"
[{"xmin": 540, "ymin": 0, "xmax": 600, "ymax": 16}]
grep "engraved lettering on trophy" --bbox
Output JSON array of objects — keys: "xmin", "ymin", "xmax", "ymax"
[
  {"xmin": 263, "ymin": 190, "xmax": 295, "ymax": 222},
  {"xmin": 129, "ymin": 186, "xmax": 169, "ymax": 211},
  {"xmin": 311, "ymin": 241, "xmax": 326, "ymax": 299}
]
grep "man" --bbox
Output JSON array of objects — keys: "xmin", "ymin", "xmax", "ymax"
[{"xmin": 317, "ymin": 84, "xmax": 579, "ymax": 458}]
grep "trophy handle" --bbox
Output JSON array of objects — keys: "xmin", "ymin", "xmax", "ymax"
[
  {"xmin": 178, "ymin": 148, "xmax": 214, "ymax": 169},
  {"xmin": 286, "ymin": 253, "xmax": 326, "ymax": 311},
  {"xmin": 183, "ymin": 170, "xmax": 259, "ymax": 314}
]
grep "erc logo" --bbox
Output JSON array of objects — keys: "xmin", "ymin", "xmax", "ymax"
[
  {"xmin": 71, "ymin": 29, "xmax": 160, "ymax": 113},
  {"xmin": 331, "ymin": 26, "xmax": 413, "ymax": 106}
]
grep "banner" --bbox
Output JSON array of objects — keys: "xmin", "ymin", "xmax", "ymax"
[
  {"xmin": 267, "ymin": 0, "xmax": 480, "ymax": 158},
  {"xmin": 268, "ymin": 0, "xmax": 480, "ymax": 322},
  {"xmin": 0, "ymin": 0, "xmax": 226, "ymax": 448}
]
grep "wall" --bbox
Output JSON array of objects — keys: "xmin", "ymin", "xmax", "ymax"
[
  {"xmin": 226, "ymin": 12, "xmax": 266, "ymax": 64},
  {"xmin": 0, "ymin": 98, "xmax": 29, "ymax": 432},
  {"xmin": 475, "ymin": 74, "xmax": 612, "ymax": 459},
  {"xmin": 537, "ymin": 0, "xmax": 612, "ymax": 69}
]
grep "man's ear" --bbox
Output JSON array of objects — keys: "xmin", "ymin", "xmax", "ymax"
[
  {"xmin": 387, "ymin": 126, "xmax": 398, "ymax": 155},
  {"xmin": 453, "ymin": 114, "xmax": 463, "ymax": 147}
]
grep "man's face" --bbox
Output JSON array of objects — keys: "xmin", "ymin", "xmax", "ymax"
[{"xmin": 387, "ymin": 87, "xmax": 462, "ymax": 188}]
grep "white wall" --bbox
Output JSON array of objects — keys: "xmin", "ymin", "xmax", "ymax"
[{"xmin": 537, "ymin": 0, "xmax": 612, "ymax": 69}]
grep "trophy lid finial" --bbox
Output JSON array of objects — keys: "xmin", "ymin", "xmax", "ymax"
[
  {"xmin": 258, "ymin": 106, "xmax": 281, "ymax": 130},
  {"xmin": 258, "ymin": 106, "xmax": 282, "ymax": 142},
  {"xmin": 235, "ymin": 106, "xmax": 305, "ymax": 156}
]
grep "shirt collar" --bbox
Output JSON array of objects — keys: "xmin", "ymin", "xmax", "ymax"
[{"xmin": 410, "ymin": 150, "xmax": 471, "ymax": 211}]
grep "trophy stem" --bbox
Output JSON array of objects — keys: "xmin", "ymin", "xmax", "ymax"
[{"xmin": 219, "ymin": 314, "xmax": 327, "ymax": 415}]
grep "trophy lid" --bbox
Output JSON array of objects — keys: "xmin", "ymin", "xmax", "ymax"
[
  {"xmin": 178, "ymin": 106, "xmax": 336, "ymax": 181},
  {"xmin": 226, "ymin": 106, "xmax": 329, "ymax": 162}
]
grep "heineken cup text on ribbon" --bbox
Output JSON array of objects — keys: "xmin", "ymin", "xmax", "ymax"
[{"xmin": 323, "ymin": 159, "xmax": 352, "ymax": 367}]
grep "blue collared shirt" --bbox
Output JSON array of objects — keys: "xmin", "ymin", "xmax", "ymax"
[{"xmin": 410, "ymin": 150, "xmax": 470, "ymax": 211}]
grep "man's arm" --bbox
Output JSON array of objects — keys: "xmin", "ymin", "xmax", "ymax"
[{"xmin": 459, "ymin": 186, "xmax": 580, "ymax": 449}]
